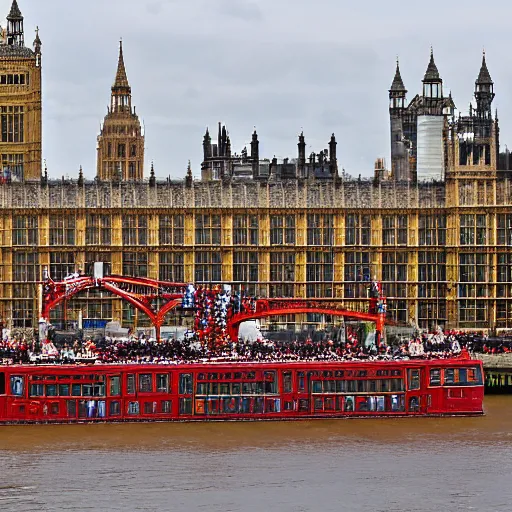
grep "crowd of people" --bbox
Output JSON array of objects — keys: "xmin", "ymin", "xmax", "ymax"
[{"xmin": 0, "ymin": 328, "xmax": 505, "ymax": 366}]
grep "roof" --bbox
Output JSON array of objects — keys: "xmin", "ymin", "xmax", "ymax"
[
  {"xmin": 8, "ymin": 0, "xmax": 22, "ymax": 19},
  {"xmin": 113, "ymin": 40, "xmax": 130, "ymax": 89},
  {"xmin": 423, "ymin": 48, "xmax": 441, "ymax": 82},
  {"xmin": 390, "ymin": 60, "xmax": 407, "ymax": 93},
  {"xmin": 0, "ymin": 44, "xmax": 34, "ymax": 58},
  {"xmin": 476, "ymin": 52, "xmax": 493, "ymax": 85}
]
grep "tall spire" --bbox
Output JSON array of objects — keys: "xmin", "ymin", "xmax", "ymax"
[
  {"xmin": 7, "ymin": 0, "xmax": 24, "ymax": 47},
  {"xmin": 113, "ymin": 40, "xmax": 130, "ymax": 90},
  {"xmin": 423, "ymin": 47, "xmax": 440, "ymax": 82},
  {"xmin": 8, "ymin": 0, "xmax": 22, "ymax": 19},
  {"xmin": 390, "ymin": 58, "xmax": 407, "ymax": 92},
  {"xmin": 476, "ymin": 50, "xmax": 493, "ymax": 85}
]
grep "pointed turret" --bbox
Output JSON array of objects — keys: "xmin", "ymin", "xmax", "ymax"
[
  {"xmin": 475, "ymin": 51, "xmax": 495, "ymax": 119},
  {"xmin": 423, "ymin": 48, "xmax": 440, "ymax": 82},
  {"xmin": 186, "ymin": 160, "xmax": 193, "ymax": 187},
  {"xmin": 149, "ymin": 162, "xmax": 156, "ymax": 187},
  {"xmin": 476, "ymin": 51, "xmax": 493, "ymax": 85},
  {"xmin": 113, "ymin": 40, "xmax": 130, "ymax": 90},
  {"xmin": 390, "ymin": 59, "xmax": 407, "ymax": 93},
  {"xmin": 7, "ymin": 0, "xmax": 24, "ymax": 47}
]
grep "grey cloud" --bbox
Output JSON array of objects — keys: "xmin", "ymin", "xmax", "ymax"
[{"xmin": 218, "ymin": 0, "xmax": 264, "ymax": 22}]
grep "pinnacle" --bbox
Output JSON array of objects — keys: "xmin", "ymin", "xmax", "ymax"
[
  {"xmin": 423, "ymin": 48, "xmax": 440, "ymax": 82},
  {"xmin": 390, "ymin": 59, "xmax": 407, "ymax": 92},
  {"xmin": 113, "ymin": 40, "xmax": 130, "ymax": 89},
  {"xmin": 8, "ymin": 0, "xmax": 22, "ymax": 19},
  {"xmin": 476, "ymin": 51, "xmax": 493, "ymax": 85}
]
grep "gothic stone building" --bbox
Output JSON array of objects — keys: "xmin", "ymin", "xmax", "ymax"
[{"xmin": 1, "ymin": 1, "xmax": 512, "ymax": 334}]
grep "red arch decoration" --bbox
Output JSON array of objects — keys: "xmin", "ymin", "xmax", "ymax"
[
  {"xmin": 226, "ymin": 299, "xmax": 387, "ymax": 343},
  {"xmin": 42, "ymin": 275, "xmax": 187, "ymax": 340}
]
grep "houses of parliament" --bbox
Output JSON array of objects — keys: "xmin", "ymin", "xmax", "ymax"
[{"xmin": 1, "ymin": 0, "xmax": 512, "ymax": 334}]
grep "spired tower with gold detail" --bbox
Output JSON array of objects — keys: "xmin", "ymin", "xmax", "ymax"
[
  {"xmin": 97, "ymin": 41, "xmax": 144, "ymax": 181},
  {"xmin": 0, "ymin": 0, "xmax": 42, "ymax": 182}
]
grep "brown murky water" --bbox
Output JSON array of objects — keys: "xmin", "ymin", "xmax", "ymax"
[{"xmin": 0, "ymin": 396, "xmax": 511, "ymax": 511}]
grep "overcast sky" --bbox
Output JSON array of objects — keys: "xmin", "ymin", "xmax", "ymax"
[{"xmin": 11, "ymin": 0, "xmax": 512, "ymax": 179}]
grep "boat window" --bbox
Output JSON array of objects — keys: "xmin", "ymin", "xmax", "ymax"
[
  {"xmin": 264, "ymin": 372, "xmax": 277, "ymax": 394},
  {"xmin": 314, "ymin": 397, "xmax": 323, "ymax": 411},
  {"xmin": 78, "ymin": 401, "xmax": 87, "ymax": 418},
  {"xmin": 82, "ymin": 384, "xmax": 93, "ymax": 397},
  {"xmin": 67, "ymin": 400, "xmax": 76, "ymax": 417},
  {"xmin": 198, "ymin": 373, "xmax": 206, "ymax": 381},
  {"xmin": 336, "ymin": 380, "xmax": 346, "ymax": 392},
  {"xmin": 207, "ymin": 398, "xmax": 219, "ymax": 415},
  {"xmin": 234, "ymin": 372, "xmax": 242, "ymax": 379},
  {"xmin": 347, "ymin": 380, "xmax": 356, "ymax": 393},
  {"xmin": 127, "ymin": 374, "xmax": 136, "ymax": 394},
  {"xmin": 109, "ymin": 376, "xmax": 121, "ymax": 396},
  {"xmin": 58, "ymin": 375, "xmax": 71, "ymax": 380},
  {"xmin": 93, "ymin": 384, "xmax": 105, "ymax": 397},
  {"xmin": 72, "ymin": 384, "xmax": 81, "ymax": 396},
  {"xmin": 376, "ymin": 396, "xmax": 385, "ymax": 412},
  {"xmin": 444, "ymin": 368, "xmax": 455, "ymax": 385},
  {"xmin": 458, "ymin": 369, "xmax": 467, "ymax": 385},
  {"xmin": 312, "ymin": 381, "xmax": 322, "ymax": 393},
  {"xmin": 468, "ymin": 367, "xmax": 483, "ymax": 385},
  {"xmin": 128, "ymin": 401, "xmax": 139, "ymax": 415},
  {"xmin": 156, "ymin": 374, "xmax": 169, "ymax": 393},
  {"xmin": 357, "ymin": 380, "xmax": 365, "ymax": 393},
  {"xmin": 430, "ymin": 369, "xmax": 441, "ymax": 386},
  {"xmin": 59, "ymin": 384, "xmax": 70, "ymax": 396},
  {"xmin": 179, "ymin": 398, "xmax": 192, "ymax": 414},
  {"xmin": 222, "ymin": 397, "xmax": 239, "ymax": 413},
  {"xmin": 391, "ymin": 394, "xmax": 405, "ymax": 412},
  {"xmin": 144, "ymin": 401, "xmax": 157, "ymax": 414},
  {"xmin": 73, "ymin": 375, "xmax": 82, "ymax": 380},
  {"xmin": 30, "ymin": 383, "xmax": 44, "ymax": 396},
  {"xmin": 408, "ymin": 370, "xmax": 420, "ymax": 390},
  {"xmin": 224, "ymin": 373, "xmax": 232, "ymax": 380},
  {"xmin": 110, "ymin": 401, "xmax": 120, "ymax": 416},
  {"xmin": 254, "ymin": 397, "xmax": 264, "ymax": 413},
  {"xmin": 0, "ymin": 373, "xmax": 5, "ymax": 394},
  {"xmin": 179, "ymin": 374, "xmax": 193, "ymax": 394},
  {"xmin": 220, "ymin": 383, "xmax": 229, "ymax": 395},
  {"xmin": 247, "ymin": 372, "xmax": 255, "ymax": 380},
  {"xmin": 196, "ymin": 383, "xmax": 208, "ymax": 395},
  {"xmin": 284, "ymin": 400, "xmax": 294, "ymax": 411},
  {"xmin": 195, "ymin": 399, "xmax": 205, "ymax": 414},
  {"xmin": 232, "ymin": 383, "xmax": 241, "ymax": 394},
  {"xmin": 344, "ymin": 396, "xmax": 355, "ymax": 412},
  {"xmin": 139, "ymin": 374, "xmax": 153, "ymax": 393},
  {"xmin": 283, "ymin": 372, "xmax": 292, "ymax": 393},
  {"xmin": 208, "ymin": 373, "xmax": 218, "ymax": 380},
  {"xmin": 242, "ymin": 382, "xmax": 251, "ymax": 394},
  {"xmin": 50, "ymin": 402, "xmax": 59, "ymax": 415},
  {"xmin": 210, "ymin": 382, "xmax": 219, "ymax": 395},
  {"xmin": 10, "ymin": 375, "xmax": 24, "ymax": 396},
  {"xmin": 298, "ymin": 372, "xmax": 305, "ymax": 392},
  {"xmin": 409, "ymin": 396, "xmax": 420, "ymax": 412},
  {"xmin": 369, "ymin": 380, "xmax": 377, "ymax": 393},
  {"xmin": 325, "ymin": 397, "xmax": 335, "ymax": 411},
  {"xmin": 46, "ymin": 384, "xmax": 58, "ymax": 397},
  {"xmin": 161, "ymin": 400, "xmax": 172, "ymax": 413}
]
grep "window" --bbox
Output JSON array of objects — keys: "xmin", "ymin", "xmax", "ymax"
[
  {"xmin": 118, "ymin": 143, "xmax": 126, "ymax": 158},
  {"xmin": 283, "ymin": 372, "xmax": 292, "ymax": 393},
  {"xmin": 12, "ymin": 215, "xmax": 38, "ymax": 246},
  {"xmin": 407, "ymin": 370, "xmax": 420, "ymax": 390},
  {"xmin": 144, "ymin": 401, "xmax": 157, "ymax": 414},
  {"xmin": 127, "ymin": 374, "xmax": 135, "ymax": 394},
  {"xmin": 122, "ymin": 215, "xmax": 147, "ymax": 245},
  {"xmin": 157, "ymin": 374, "xmax": 169, "ymax": 393},
  {"xmin": 161, "ymin": 400, "xmax": 172, "ymax": 413},
  {"xmin": 10, "ymin": 376, "xmax": 24, "ymax": 396},
  {"xmin": 195, "ymin": 252, "xmax": 222, "ymax": 282},
  {"xmin": 195, "ymin": 214, "xmax": 221, "ymax": 245},
  {"xmin": 382, "ymin": 215, "xmax": 407, "ymax": 245},
  {"xmin": 0, "ymin": 105, "xmax": 24, "ymax": 142},
  {"xmin": 460, "ymin": 214, "xmax": 488, "ymax": 246},
  {"xmin": 1, "ymin": 153, "xmax": 24, "ymax": 181},
  {"xmin": 307, "ymin": 214, "xmax": 334, "ymax": 246},
  {"xmin": 139, "ymin": 374, "xmax": 152, "ymax": 393},
  {"xmin": 345, "ymin": 214, "xmax": 370, "ymax": 245},
  {"xmin": 49, "ymin": 215, "xmax": 76, "ymax": 246},
  {"xmin": 30, "ymin": 383, "xmax": 44, "ymax": 396},
  {"xmin": 270, "ymin": 215, "xmax": 295, "ymax": 245},
  {"xmin": 233, "ymin": 215, "xmax": 259, "ymax": 245},
  {"xmin": 86, "ymin": 215, "xmax": 111, "ymax": 245},
  {"xmin": 269, "ymin": 252, "xmax": 295, "ymax": 297},
  {"xmin": 179, "ymin": 398, "xmax": 192, "ymax": 414},
  {"xmin": 159, "ymin": 253, "xmax": 184, "ymax": 282},
  {"xmin": 429, "ymin": 369, "xmax": 441, "ymax": 386},
  {"xmin": 306, "ymin": 251, "xmax": 333, "ymax": 298},
  {"xmin": 13, "ymin": 252, "xmax": 39, "ymax": 282},
  {"xmin": 419, "ymin": 215, "xmax": 446, "ymax": 246},
  {"xmin": 159, "ymin": 215, "xmax": 184, "ymax": 245},
  {"xmin": 122, "ymin": 252, "xmax": 148, "ymax": 277},
  {"xmin": 233, "ymin": 251, "xmax": 258, "ymax": 282},
  {"xmin": 49, "ymin": 252, "xmax": 75, "ymax": 281},
  {"xmin": 110, "ymin": 401, "xmax": 121, "ymax": 416},
  {"xmin": 128, "ymin": 401, "xmax": 139, "ymax": 415},
  {"xmin": 179, "ymin": 374, "xmax": 193, "ymax": 394},
  {"xmin": 497, "ymin": 214, "xmax": 512, "ymax": 246},
  {"xmin": 85, "ymin": 252, "xmax": 112, "ymax": 276},
  {"xmin": 109, "ymin": 376, "xmax": 121, "ymax": 396},
  {"xmin": 344, "ymin": 252, "xmax": 371, "ymax": 298}
]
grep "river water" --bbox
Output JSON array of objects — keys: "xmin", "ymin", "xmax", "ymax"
[{"xmin": 0, "ymin": 396, "xmax": 511, "ymax": 512}]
